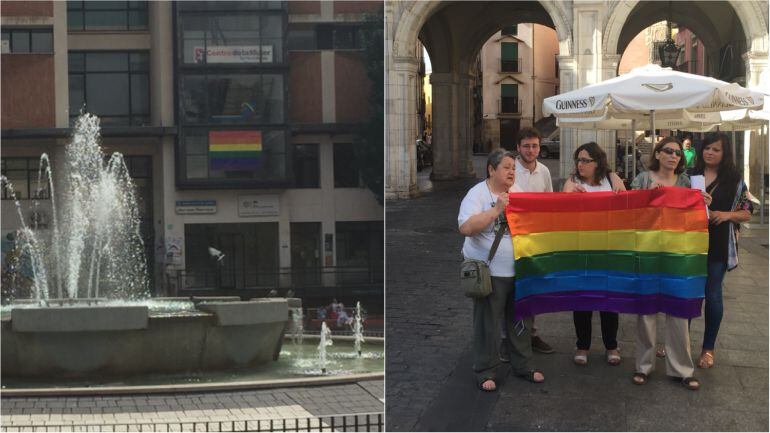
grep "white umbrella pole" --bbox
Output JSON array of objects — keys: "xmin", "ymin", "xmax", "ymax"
[
  {"xmin": 731, "ymin": 128, "xmax": 736, "ymax": 162},
  {"xmin": 625, "ymin": 128, "xmax": 630, "ymax": 179},
  {"xmin": 762, "ymin": 123, "xmax": 766, "ymax": 225},
  {"xmin": 759, "ymin": 121, "xmax": 770, "ymax": 224},
  {"xmin": 632, "ymin": 119, "xmax": 637, "ymax": 180},
  {"xmin": 650, "ymin": 110, "xmax": 656, "ymax": 145}
]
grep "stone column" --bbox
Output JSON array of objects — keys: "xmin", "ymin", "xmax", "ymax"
[
  {"xmin": 456, "ymin": 74, "xmax": 476, "ymax": 178},
  {"xmin": 385, "ymin": 56, "xmax": 420, "ymax": 199},
  {"xmin": 600, "ymin": 54, "xmax": 621, "ymax": 169},
  {"xmin": 743, "ymin": 52, "xmax": 769, "ymax": 197},
  {"xmin": 430, "ymin": 72, "xmax": 456, "ymax": 180},
  {"xmin": 557, "ymin": 55, "xmax": 578, "ymax": 178}
]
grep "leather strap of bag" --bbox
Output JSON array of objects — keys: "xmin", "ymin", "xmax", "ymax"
[{"xmin": 486, "ymin": 215, "xmax": 507, "ymax": 264}]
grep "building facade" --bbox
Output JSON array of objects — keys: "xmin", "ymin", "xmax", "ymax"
[
  {"xmin": 1, "ymin": 1, "xmax": 384, "ymax": 306},
  {"xmin": 477, "ymin": 23, "xmax": 559, "ymax": 151}
]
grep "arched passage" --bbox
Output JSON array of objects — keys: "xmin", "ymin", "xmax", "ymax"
[{"xmin": 387, "ymin": 1, "xmax": 572, "ymax": 198}]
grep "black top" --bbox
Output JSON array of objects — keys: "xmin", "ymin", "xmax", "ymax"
[{"xmin": 691, "ymin": 169, "xmax": 752, "ymax": 264}]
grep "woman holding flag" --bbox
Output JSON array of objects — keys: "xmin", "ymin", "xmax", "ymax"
[
  {"xmin": 458, "ymin": 149, "xmax": 545, "ymax": 392},
  {"xmin": 562, "ymin": 142, "xmax": 625, "ymax": 366},
  {"xmin": 629, "ymin": 137, "xmax": 710, "ymax": 391}
]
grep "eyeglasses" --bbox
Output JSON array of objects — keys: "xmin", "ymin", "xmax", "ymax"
[
  {"xmin": 658, "ymin": 147, "xmax": 683, "ymax": 156},
  {"xmin": 576, "ymin": 158, "xmax": 595, "ymax": 164}
]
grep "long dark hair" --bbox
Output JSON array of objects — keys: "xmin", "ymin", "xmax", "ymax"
[
  {"xmin": 695, "ymin": 132, "xmax": 741, "ymax": 188},
  {"xmin": 648, "ymin": 137, "xmax": 686, "ymax": 174},
  {"xmin": 572, "ymin": 142, "xmax": 610, "ymax": 185}
]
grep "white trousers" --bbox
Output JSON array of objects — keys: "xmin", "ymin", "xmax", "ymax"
[{"xmin": 635, "ymin": 313, "xmax": 694, "ymax": 378}]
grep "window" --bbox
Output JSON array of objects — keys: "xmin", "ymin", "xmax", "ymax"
[
  {"xmin": 333, "ymin": 143, "xmax": 361, "ymax": 188},
  {"xmin": 292, "ymin": 143, "xmax": 319, "ymax": 188},
  {"xmin": 68, "ymin": 51, "xmax": 150, "ymax": 126},
  {"xmin": 180, "ymin": 14, "xmax": 284, "ymax": 65},
  {"xmin": 288, "ymin": 24, "xmax": 364, "ymax": 51},
  {"xmin": 500, "ymin": 84, "xmax": 519, "ymax": 114},
  {"xmin": 500, "ymin": 42, "xmax": 519, "ymax": 72},
  {"xmin": 181, "ymin": 128, "xmax": 288, "ymax": 183},
  {"xmin": 181, "ymin": 73, "xmax": 284, "ymax": 124},
  {"xmin": 67, "ymin": 1, "xmax": 148, "ymax": 32},
  {"xmin": 501, "ymin": 25, "xmax": 518, "ymax": 36},
  {"xmin": 1, "ymin": 158, "xmax": 51, "ymax": 200},
  {"xmin": 335, "ymin": 221, "xmax": 383, "ymax": 274},
  {"xmin": 0, "ymin": 29, "xmax": 53, "ymax": 53}
]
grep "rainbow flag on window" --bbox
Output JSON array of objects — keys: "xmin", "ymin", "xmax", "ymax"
[
  {"xmin": 505, "ymin": 188, "xmax": 708, "ymax": 320},
  {"xmin": 209, "ymin": 130, "xmax": 262, "ymax": 171}
]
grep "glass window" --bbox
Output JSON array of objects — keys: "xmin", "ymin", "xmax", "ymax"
[
  {"xmin": 288, "ymin": 25, "xmax": 316, "ymax": 50},
  {"xmin": 501, "ymin": 25, "xmax": 518, "ymax": 36},
  {"xmin": 181, "ymin": 74, "xmax": 283, "ymax": 125},
  {"xmin": 180, "ymin": 128, "xmax": 288, "ymax": 183},
  {"xmin": 292, "ymin": 143, "xmax": 319, "ymax": 188},
  {"xmin": 180, "ymin": 14, "xmax": 283, "ymax": 65},
  {"xmin": 68, "ymin": 1, "xmax": 148, "ymax": 31},
  {"xmin": 30, "ymin": 31, "xmax": 53, "ymax": 53},
  {"xmin": 11, "ymin": 30, "xmax": 29, "ymax": 53},
  {"xmin": 335, "ymin": 221, "xmax": 384, "ymax": 269},
  {"xmin": 1, "ymin": 158, "xmax": 51, "ymax": 200},
  {"xmin": 68, "ymin": 51, "xmax": 150, "ymax": 126},
  {"xmin": 333, "ymin": 143, "xmax": 360, "ymax": 188},
  {"xmin": 2, "ymin": 31, "xmax": 10, "ymax": 54}
]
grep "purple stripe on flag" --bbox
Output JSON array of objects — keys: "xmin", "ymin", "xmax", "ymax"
[
  {"xmin": 512, "ymin": 290, "xmax": 703, "ymax": 320},
  {"xmin": 209, "ymin": 157, "xmax": 260, "ymax": 171}
]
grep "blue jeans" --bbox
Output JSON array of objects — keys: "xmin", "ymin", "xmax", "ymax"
[{"xmin": 703, "ymin": 260, "xmax": 728, "ymax": 350}]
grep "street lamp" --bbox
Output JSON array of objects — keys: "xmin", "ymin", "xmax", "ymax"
[{"xmin": 658, "ymin": 22, "xmax": 681, "ymax": 68}]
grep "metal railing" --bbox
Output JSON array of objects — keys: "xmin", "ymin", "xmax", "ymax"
[
  {"xmin": 1, "ymin": 412, "xmax": 384, "ymax": 432},
  {"xmin": 498, "ymin": 98, "xmax": 522, "ymax": 115},
  {"xmin": 499, "ymin": 57, "xmax": 522, "ymax": 73},
  {"xmin": 170, "ymin": 266, "xmax": 383, "ymax": 293}
]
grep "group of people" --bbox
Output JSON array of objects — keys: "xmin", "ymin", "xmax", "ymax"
[{"xmin": 458, "ymin": 127, "xmax": 753, "ymax": 392}]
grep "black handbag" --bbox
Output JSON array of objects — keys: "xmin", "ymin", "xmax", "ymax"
[{"xmin": 460, "ymin": 216, "xmax": 507, "ymax": 298}]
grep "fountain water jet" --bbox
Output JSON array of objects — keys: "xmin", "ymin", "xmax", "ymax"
[
  {"xmin": 318, "ymin": 322, "xmax": 333, "ymax": 374},
  {"xmin": 352, "ymin": 301, "xmax": 365, "ymax": 357}
]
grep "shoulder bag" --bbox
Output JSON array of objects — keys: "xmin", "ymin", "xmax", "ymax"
[{"xmin": 460, "ymin": 216, "xmax": 507, "ymax": 298}]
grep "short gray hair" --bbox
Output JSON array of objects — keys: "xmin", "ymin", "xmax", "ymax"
[{"xmin": 486, "ymin": 148, "xmax": 516, "ymax": 178}]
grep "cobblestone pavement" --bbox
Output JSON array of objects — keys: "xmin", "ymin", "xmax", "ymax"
[
  {"xmin": 0, "ymin": 380, "xmax": 384, "ymax": 431},
  {"xmin": 387, "ymin": 156, "xmax": 768, "ymax": 431}
]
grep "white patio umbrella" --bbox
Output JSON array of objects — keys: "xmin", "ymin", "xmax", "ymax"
[{"xmin": 543, "ymin": 64, "xmax": 765, "ymax": 135}]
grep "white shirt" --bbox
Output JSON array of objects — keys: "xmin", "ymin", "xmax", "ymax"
[
  {"xmin": 514, "ymin": 158, "xmax": 553, "ymax": 193},
  {"xmin": 458, "ymin": 180, "xmax": 523, "ymax": 277},
  {"xmin": 575, "ymin": 175, "xmax": 612, "ymax": 192}
]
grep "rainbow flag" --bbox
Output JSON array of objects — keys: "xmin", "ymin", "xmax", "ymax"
[
  {"xmin": 505, "ymin": 187, "xmax": 708, "ymax": 320},
  {"xmin": 209, "ymin": 130, "xmax": 262, "ymax": 171}
]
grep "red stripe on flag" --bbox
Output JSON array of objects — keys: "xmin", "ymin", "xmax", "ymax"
[{"xmin": 506, "ymin": 187, "xmax": 705, "ymax": 213}]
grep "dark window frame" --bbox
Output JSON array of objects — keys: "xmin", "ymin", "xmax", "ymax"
[
  {"xmin": 67, "ymin": 1, "xmax": 149, "ymax": 32},
  {"xmin": 333, "ymin": 143, "xmax": 362, "ymax": 188},
  {"xmin": 288, "ymin": 23, "xmax": 365, "ymax": 51},
  {"xmin": 292, "ymin": 143, "xmax": 320, "ymax": 188},
  {"xmin": 1, "ymin": 28, "xmax": 53, "ymax": 54},
  {"xmin": 68, "ymin": 50, "xmax": 151, "ymax": 126},
  {"xmin": 1, "ymin": 157, "xmax": 51, "ymax": 200}
]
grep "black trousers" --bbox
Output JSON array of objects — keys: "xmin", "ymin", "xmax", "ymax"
[{"xmin": 573, "ymin": 311, "xmax": 619, "ymax": 350}]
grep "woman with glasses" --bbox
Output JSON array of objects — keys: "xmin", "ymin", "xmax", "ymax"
[
  {"xmin": 689, "ymin": 133, "xmax": 752, "ymax": 369},
  {"xmin": 562, "ymin": 142, "xmax": 625, "ymax": 366},
  {"xmin": 458, "ymin": 148, "xmax": 545, "ymax": 392},
  {"xmin": 629, "ymin": 137, "xmax": 710, "ymax": 391}
]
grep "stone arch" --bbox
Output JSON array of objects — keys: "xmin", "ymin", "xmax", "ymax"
[{"xmin": 603, "ymin": 0, "xmax": 768, "ymax": 56}]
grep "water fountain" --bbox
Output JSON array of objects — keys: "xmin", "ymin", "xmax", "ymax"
[
  {"xmin": 0, "ymin": 113, "xmax": 292, "ymax": 380},
  {"xmin": 318, "ymin": 321, "xmax": 333, "ymax": 375},
  {"xmin": 291, "ymin": 307, "xmax": 304, "ymax": 345},
  {"xmin": 352, "ymin": 301, "xmax": 365, "ymax": 357}
]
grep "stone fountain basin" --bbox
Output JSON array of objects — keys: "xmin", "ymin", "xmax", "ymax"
[{"xmin": 1, "ymin": 298, "xmax": 290, "ymax": 379}]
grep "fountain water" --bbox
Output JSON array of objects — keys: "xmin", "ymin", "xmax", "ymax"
[
  {"xmin": 318, "ymin": 321, "xmax": 333, "ymax": 374},
  {"xmin": 1, "ymin": 113, "xmax": 148, "ymax": 302},
  {"xmin": 291, "ymin": 307, "xmax": 304, "ymax": 345},
  {"xmin": 352, "ymin": 301, "xmax": 365, "ymax": 357}
]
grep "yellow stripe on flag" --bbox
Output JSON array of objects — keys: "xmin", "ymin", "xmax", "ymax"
[
  {"xmin": 513, "ymin": 230, "xmax": 709, "ymax": 260},
  {"xmin": 209, "ymin": 143, "xmax": 261, "ymax": 152}
]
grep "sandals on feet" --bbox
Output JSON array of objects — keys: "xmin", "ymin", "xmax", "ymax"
[
  {"xmin": 606, "ymin": 349, "xmax": 621, "ymax": 366},
  {"xmin": 656, "ymin": 345, "xmax": 666, "ymax": 357},
  {"xmin": 517, "ymin": 369, "xmax": 545, "ymax": 383},
  {"xmin": 632, "ymin": 372, "xmax": 648, "ymax": 385},
  {"xmin": 479, "ymin": 378, "xmax": 497, "ymax": 392},
  {"xmin": 698, "ymin": 350, "xmax": 714, "ymax": 369},
  {"xmin": 573, "ymin": 350, "xmax": 589, "ymax": 366},
  {"xmin": 680, "ymin": 377, "xmax": 700, "ymax": 391}
]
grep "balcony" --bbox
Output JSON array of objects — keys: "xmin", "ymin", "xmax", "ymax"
[
  {"xmin": 498, "ymin": 98, "xmax": 522, "ymax": 115},
  {"xmin": 499, "ymin": 57, "xmax": 522, "ymax": 73}
]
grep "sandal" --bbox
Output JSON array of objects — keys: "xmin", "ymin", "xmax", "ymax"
[
  {"xmin": 516, "ymin": 369, "xmax": 545, "ymax": 383},
  {"xmin": 479, "ymin": 378, "xmax": 497, "ymax": 392},
  {"xmin": 573, "ymin": 350, "xmax": 589, "ymax": 366},
  {"xmin": 632, "ymin": 372, "xmax": 648, "ymax": 385},
  {"xmin": 606, "ymin": 349, "xmax": 621, "ymax": 366},
  {"xmin": 679, "ymin": 377, "xmax": 700, "ymax": 391},
  {"xmin": 697, "ymin": 350, "xmax": 714, "ymax": 369},
  {"xmin": 656, "ymin": 345, "xmax": 666, "ymax": 357}
]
